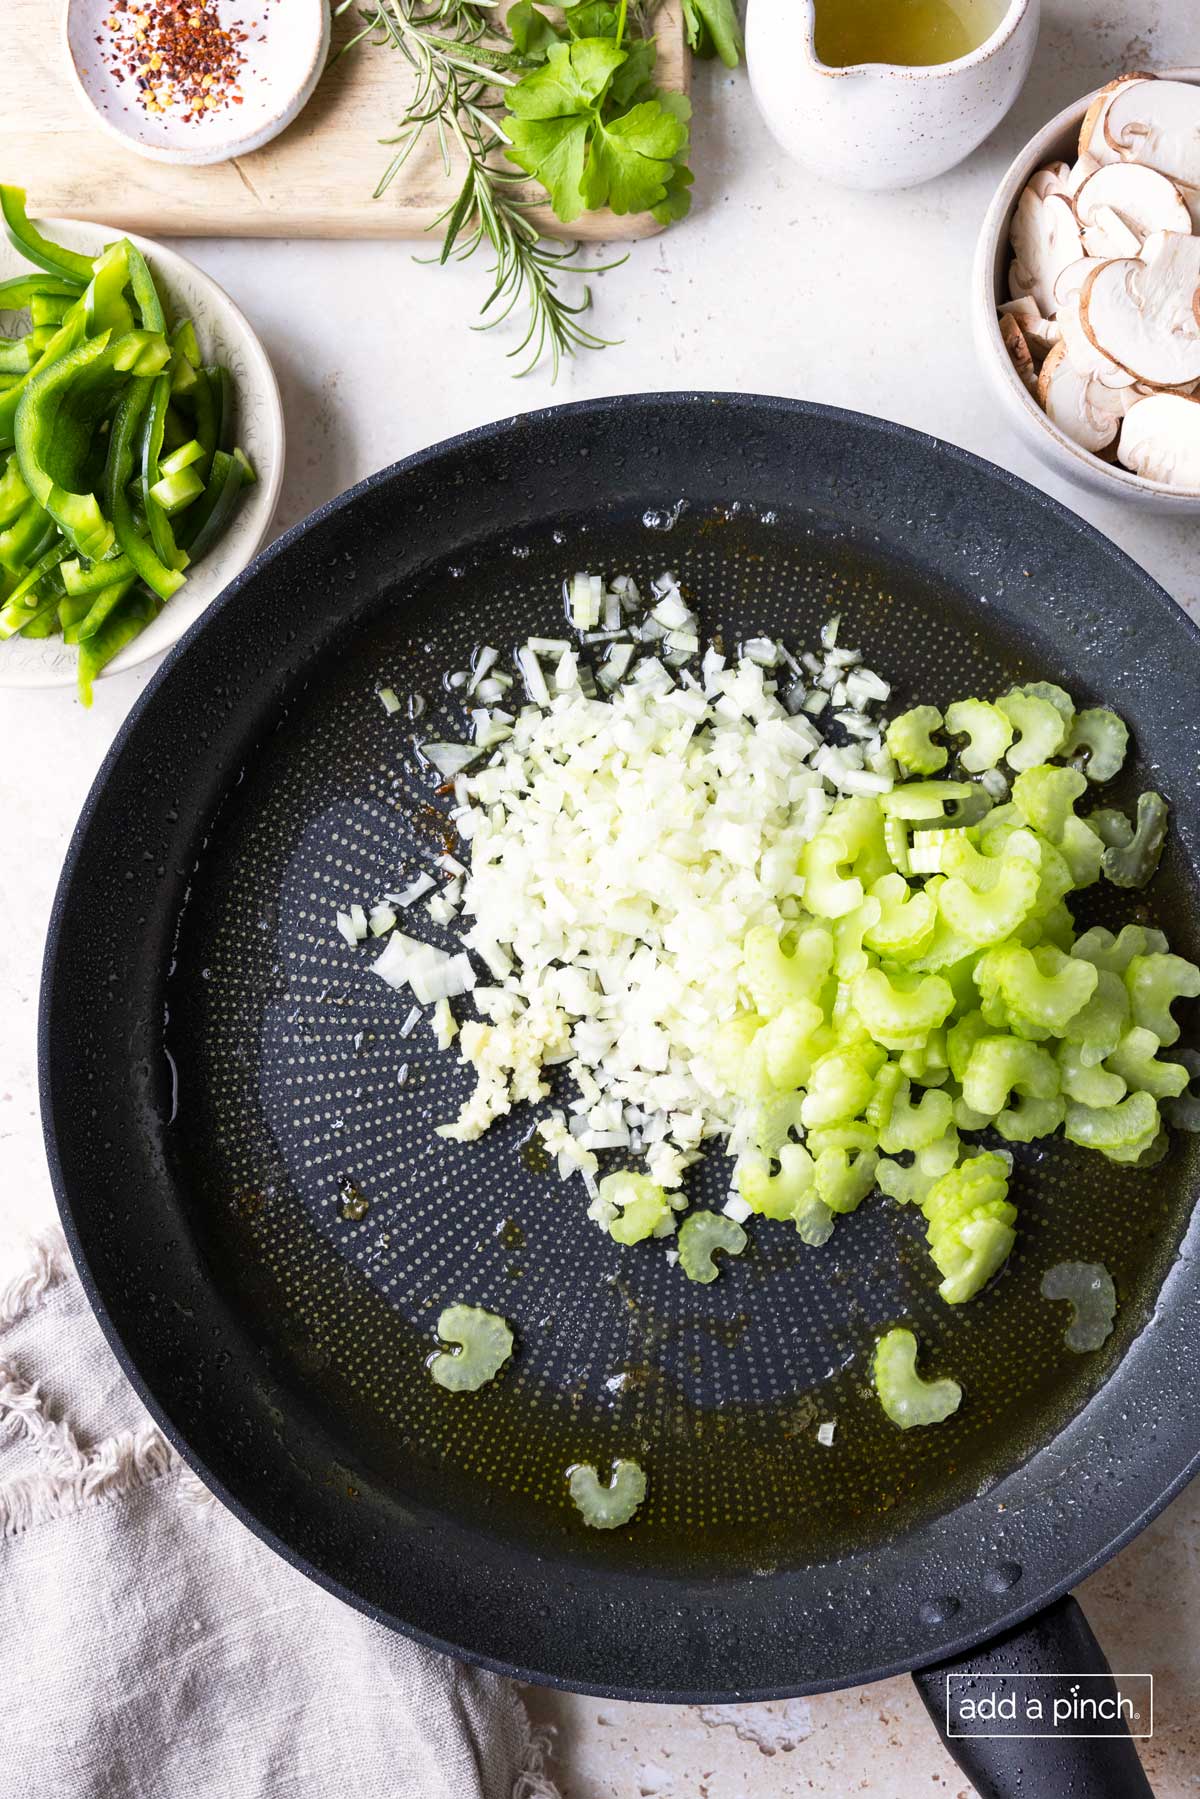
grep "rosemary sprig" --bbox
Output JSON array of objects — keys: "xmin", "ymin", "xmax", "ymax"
[{"xmin": 338, "ymin": 0, "xmax": 621, "ymax": 378}]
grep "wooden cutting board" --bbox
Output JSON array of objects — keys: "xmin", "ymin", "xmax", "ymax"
[{"xmin": 2, "ymin": 1, "xmax": 687, "ymax": 239}]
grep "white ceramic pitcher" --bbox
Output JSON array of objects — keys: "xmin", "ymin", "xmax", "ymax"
[{"xmin": 747, "ymin": 0, "xmax": 1040, "ymax": 190}]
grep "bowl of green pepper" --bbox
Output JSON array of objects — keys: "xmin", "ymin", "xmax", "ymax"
[{"xmin": 0, "ymin": 190, "xmax": 283, "ymax": 702}]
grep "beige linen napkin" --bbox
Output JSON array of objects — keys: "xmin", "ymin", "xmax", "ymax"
[{"xmin": 0, "ymin": 1229, "xmax": 558, "ymax": 1799}]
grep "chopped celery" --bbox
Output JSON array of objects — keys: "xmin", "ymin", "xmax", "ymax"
[
  {"xmin": 881, "ymin": 780, "xmax": 976, "ymax": 822},
  {"xmin": 1012, "ymin": 680, "xmax": 1075, "ymax": 723},
  {"xmin": 921, "ymin": 1153, "xmax": 1016, "ymax": 1302},
  {"xmin": 568, "ymin": 1459, "xmax": 646, "ymax": 1529},
  {"xmin": 760, "ymin": 999, "xmax": 826, "ymax": 1088},
  {"xmin": 1101, "ymin": 792, "xmax": 1167, "ymax": 888},
  {"xmin": 1125, "ymin": 953, "xmax": 1200, "ymax": 1047},
  {"xmin": 873, "ymin": 1328, "xmax": 961, "ymax": 1428},
  {"xmin": 876, "ymin": 1077, "xmax": 954, "ymax": 1154},
  {"xmin": 864, "ymin": 873, "xmax": 936, "ymax": 960},
  {"xmin": 814, "ymin": 1143, "xmax": 879, "ymax": 1212},
  {"xmin": 799, "ymin": 833, "xmax": 865, "ymax": 919},
  {"xmin": 945, "ymin": 697, "xmax": 1013, "ymax": 773},
  {"xmin": 960, "ymin": 1034, "xmax": 1061, "ymax": 1137},
  {"xmin": 852, "ymin": 967, "xmax": 955, "ymax": 1051},
  {"xmin": 1072, "ymin": 923, "xmax": 1169, "ymax": 973},
  {"xmin": 834, "ymin": 898, "xmax": 882, "ymax": 979},
  {"xmin": 678, "ymin": 1211, "xmax": 746, "ymax": 1283},
  {"xmin": 1064, "ymin": 1090, "xmax": 1159, "ymax": 1159},
  {"xmin": 1104, "ymin": 1027, "xmax": 1189, "ymax": 1101},
  {"xmin": 876, "ymin": 1132, "xmax": 961, "ymax": 1207},
  {"xmin": 1057, "ymin": 816, "xmax": 1105, "ymax": 887},
  {"xmin": 976, "ymin": 943, "xmax": 1098, "ymax": 1037},
  {"xmin": 743, "ymin": 922, "xmax": 832, "ymax": 1010},
  {"xmin": 801, "ymin": 1043, "xmax": 884, "ymax": 1127},
  {"xmin": 886, "ymin": 704, "xmax": 947, "ymax": 775},
  {"xmin": 997, "ymin": 690, "xmax": 1069, "ymax": 770},
  {"xmin": 602, "ymin": 1171, "xmax": 671, "ymax": 1244},
  {"xmin": 1040, "ymin": 1261, "xmax": 1117, "ymax": 1352},
  {"xmin": 1058, "ymin": 1040, "xmax": 1126, "ymax": 1109},
  {"xmin": 738, "ymin": 1143, "xmax": 815, "ymax": 1220},
  {"xmin": 1011, "ymin": 764, "xmax": 1087, "ymax": 843},
  {"xmin": 1062, "ymin": 708, "xmax": 1128, "ymax": 783},
  {"xmin": 428, "ymin": 1304, "xmax": 514, "ymax": 1391}
]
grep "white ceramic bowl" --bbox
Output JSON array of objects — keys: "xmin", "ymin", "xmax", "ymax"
[
  {"xmin": 0, "ymin": 219, "xmax": 284, "ymax": 691},
  {"xmin": 973, "ymin": 68, "xmax": 1200, "ymax": 514},
  {"xmin": 64, "ymin": 0, "xmax": 329, "ymax": 167}
]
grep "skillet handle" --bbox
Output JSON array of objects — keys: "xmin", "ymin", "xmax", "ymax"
[{"xmin": 911, "ymin": 1595, "xmax": 1154, "ymax": 1798}]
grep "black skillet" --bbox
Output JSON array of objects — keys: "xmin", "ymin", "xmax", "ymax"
[{"xmin": 41, "ymin": 396, "xmax": 1200, "ymax": 1796}]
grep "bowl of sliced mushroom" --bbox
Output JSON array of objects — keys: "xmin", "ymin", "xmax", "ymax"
[{"xmin": 974, "ymin": 68, "xmax": 1200, "ymax": 509}]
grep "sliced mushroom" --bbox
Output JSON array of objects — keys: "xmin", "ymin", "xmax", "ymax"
[
  {"xmin": 1053, "ymin": 255, "xmax": 1108, "ymax": 309},
  {"xmin": 1066, "ymin": 153, "xmax": 1101, "ymax": 196},
  {"xmin": 1036, "ymin": 341, "xmax": 1126, "ymax": 453},
  {"xmin": 1079, "ymin": 73, "xmax": 1154, "ymax": 164},
  {"xmin": 1081, "ymin": 204, "xmax": 1143, "ymax": 260},
  {"xmin": 999, "ymin": 295, "xmax": 1061, "ymax": 359},
  {"xmin": 1010, "ymin": 188, "xmax": 1084, "ymax": 316},
  {"xmin": 1075, "ymin": 162, "xmax": 1192, "ymax": 252},
  {"xmin": 1028, "ymin": 161, "xmax": 1072, "ymax": 200},
  {"xmin": 1056, "ymin": 291, "xmax": 1137, "ymax": 387},
  {"xmin": 1134, "ymin": 375, "xmax": 1200, "ymax": 397},
  {"xmin": 1118, "ymin": 391, "xmax": 1200, "ymax": 486},
  {"xmin": 1104, "ymin": 78, "xmax": 1200, "ymax": 190},
  {"xmin": 1081, "ymin": 236, "xmax": 1200, "ymax": 388},
  {"xmin": 1000, "ymin": 313, "xmax": 1039, "ymax": 393}
]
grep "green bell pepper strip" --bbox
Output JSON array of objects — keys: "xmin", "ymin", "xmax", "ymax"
[
  {"xmin": 210, "ymin": 363, "xmax": 234, "ymax": 452},
  {"xmin": 160, "ymin": 438, "xmax": 204, "ymax": 476},
  {"xmin": 57, "ymin": 589, "xmax": 93, "ymax": 640},
  {"xmin": 171, "ymin": 318, "xmax": 201, "ymax": 368},
  {"xmin": 61, "ymin": 553, "xmax": 135, "ymax": 596},
  {"xmin": 124, "ymin": 243, "xmax": 165, "ymax": 334},
  {"xmin": 188, "ymin": 367, "xmax": 219, "ymax": 479},
  {"xmin": 169, "ymin": 355, "xmax": 198, "ymax": 399},
  {"xmin": 177, "ymin": 447, "xmax": 247, "ymax": 558},
  {"xmin": 17, "ymin": 591, "xmax": 62, "ymax": 637},
  {"xmin": 30, "ymin": 294, "xmax": 72, "ymax": 327},
  {"xmin": 139, "ymin": 373, "xmax": 186, "ymax": 573},
  {"xmin": 104, "ymin": 379, "xmax": 186, "ymax": 601},
  {"xmin": 77, "ymin": 589, "xmax": 158, "ymax": 707},
  {"xmin": 75, "ymin": 571, "xmax": 139, "ymax": 641},
  {"xmin": 0, "ymin": 453, "xmax": 29, "ymax": 527},
  {"xmin": 0, "ymin": 499, "xmax": 52, "ymax": 572},
  {"xmin": 0, "ymin": 328, "xmax": 55, "ymax": 375},
  {"xmin": 13, "ymin": 331, "xmax": 117, "ymax": 560},
  {"xmin": 83, "ymin": 243, "xmax": 135, "ymax": 339},
  {"xmin": 0, "ymin": 274, "xmax": 83, "ymax": 311},
  {"xmin": 149, "ymin": 463, "xmax": 204, "ymax": 514},
  {"xmin": 0, "ymin": 305, "xmax": 86, "ymax": 450},
  {"xmin": 14, "ymin": 328, "xmax": 169, "ymax": 562},
  {"xmin": 0, "ymin": 188, "xmax": 94, "ymax": 284},
  {"xmin": 0, "ymin": 536, "xmax": 70, "ymax": 616}
]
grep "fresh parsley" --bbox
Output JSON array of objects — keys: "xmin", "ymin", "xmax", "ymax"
[{"xmin": 504, "ymin": 2, "xmax": 693, "ymax": 225}]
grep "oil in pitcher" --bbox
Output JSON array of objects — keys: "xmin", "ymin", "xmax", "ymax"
[{"xmin": 813, "ymin": 0, "xmax": 1009, "ymax": 67}]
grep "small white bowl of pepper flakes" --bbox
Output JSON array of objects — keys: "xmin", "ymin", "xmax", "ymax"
[{"xmin": 65, "ymin": 0, "xmax": 329, "ymax": 167}]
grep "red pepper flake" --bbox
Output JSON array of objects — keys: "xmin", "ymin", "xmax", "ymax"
[{"xmin": 98, "ymin": 0, "xmax": 275, "ymax": 122}]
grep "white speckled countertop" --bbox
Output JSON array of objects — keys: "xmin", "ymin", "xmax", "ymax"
[{"xmin": 2, "ymin": 4, "xmax": 1197, "ymax": 1792}]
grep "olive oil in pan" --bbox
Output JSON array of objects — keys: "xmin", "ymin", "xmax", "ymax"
[{"xmin": 814, "ymin": 0, "xmax": 1008, "ymax": 67}]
